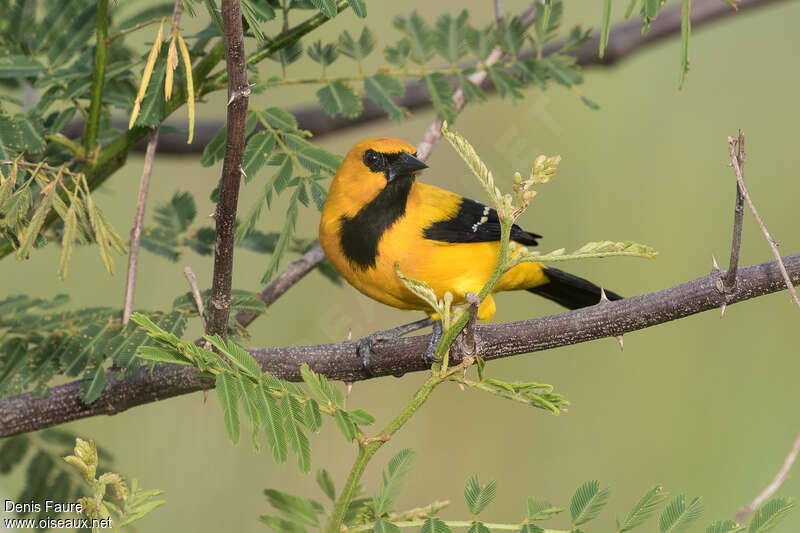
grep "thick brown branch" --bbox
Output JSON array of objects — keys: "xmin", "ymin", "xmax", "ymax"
[
  {"xmin": 65, "ymin": 0, "xmax": 782, "ymax": 154},
  {"xmin": 207, "ymin": 0, "xmax": 250, "ymax": 337},
  {"xmin": 2, "ymin": 253, "xmax": 798, "ymax": 438}
]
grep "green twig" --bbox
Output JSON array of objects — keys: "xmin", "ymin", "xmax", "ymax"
[
  {"xmin": 45, "ymin": 134, "xmax": 85, "ymax": 159},
  {"xmin": 84, "ymin": 0, "xmax": 109, "ymax": 153},
  {"xmin": 107, "ymin": 18, "xmax": 163, "ymax": 44}
]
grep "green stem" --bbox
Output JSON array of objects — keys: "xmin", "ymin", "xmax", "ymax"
[
  {"xmin": 326, "ymin": 375, "xmax": 445, "ymax": 533},
  {"xmin": 84, "ymin": 0, "xmax": 109, "ymax": 152},
  {"xmin": 45, "ymin": 134, "xmax": 85, "ymax": 158}
]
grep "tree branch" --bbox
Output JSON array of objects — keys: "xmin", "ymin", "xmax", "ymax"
[
  {"xmin": 1, "ymin": 252, "xmax": 798, "ymax": 438},
  {"xmin": 724, "ymin": 130, "xmax": 745, "ymax": 291},
  {"xmin": 207, "ymin": 0, "xmax": 250, "ymax": 337},
  {"xmin": 736, "ymin": 431, "xmax": 800, "ymax": 523}
]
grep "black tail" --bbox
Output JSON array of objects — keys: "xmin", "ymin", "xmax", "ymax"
[{"xmin": 527, "ymin": 267, "xmax": 622, "ymax": 310}]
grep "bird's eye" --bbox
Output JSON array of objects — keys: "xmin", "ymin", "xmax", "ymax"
[{"xmin": 363, "ymin": 149, "xmax": 382, "ymax": 170}]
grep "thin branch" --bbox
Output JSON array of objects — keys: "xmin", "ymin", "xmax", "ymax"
[
  {"xmin": 736, "ymin": 431, "xmax": 800, "ymax": 523},
  {"xmin": 727, "ymin": 132, "xmax": 800, "ymax": 310},
  {"xmin": 84, "ymin": 0, "xmax": 109, "ymax": 153},
  {"xmin": 121, "ymin": 1, "xmax": 183, "ymax": 326},
  {"xmin": 206, "ymin": 0, "xmax": 250, "ymax": 337},
  {"xmin": 2, "ymin": 252, "xmax": 798, "ymax": 438},
  {"xmin": 724, "ymin": 130, "xmax": 745, "ymax": 290},
  {"xmin": 122, "ymin": 129, "xmax": 159, "ymax": 325},
  {"xmin": 235, "ymin": 244, "xmax": 326, "ymax": 327},
  {"xmin": 183, "ymin": 266, "xmax": 207, "ymax": 331}
]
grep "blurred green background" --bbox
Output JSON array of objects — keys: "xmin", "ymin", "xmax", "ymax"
[{"xmin": 3, "ymin": 0, "xmax": 800, "ymax": 531}]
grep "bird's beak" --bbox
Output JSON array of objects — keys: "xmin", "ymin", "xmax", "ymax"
[{"xmin": 388, "ymin": 152, "xmax": 428, "ymax": 180}]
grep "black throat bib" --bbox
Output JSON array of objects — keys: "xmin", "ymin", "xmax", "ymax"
[{"xmin": 338, "ymin": 175, "xmax": 414, "ymax": 270}]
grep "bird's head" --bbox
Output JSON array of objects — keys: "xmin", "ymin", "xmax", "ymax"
[
  {"xmin": 325, "ymin": 138, "xmax": 428, "ymax": 216},
  {"xmin": 335, "ymin": 137, "xmax": 427, "ymax": 186}
]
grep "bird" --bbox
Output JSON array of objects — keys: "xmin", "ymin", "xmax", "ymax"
[{"xmin": 319, "ymin": 137, "xmax": 621, "ymax": 373}]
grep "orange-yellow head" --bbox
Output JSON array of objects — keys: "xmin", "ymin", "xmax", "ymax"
[{"xmin": 324, "ymin": 138, "xmax": 428, "ymax": 217}]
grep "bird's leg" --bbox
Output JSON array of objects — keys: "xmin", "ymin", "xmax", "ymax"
[
  {"xmin": 422, "ymin": 320, "xmax": 444, "ymax": 366},
  {"xmin": 357, "ymin": 317, "xmax": 434, "ymax": 376}
]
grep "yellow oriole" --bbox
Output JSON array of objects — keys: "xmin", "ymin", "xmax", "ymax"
[{"xmin": 319, "ymin": 137, "xmax": 620, "ymax": 366}]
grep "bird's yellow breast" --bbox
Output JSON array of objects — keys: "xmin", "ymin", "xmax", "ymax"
[{"xmin": 319, "ymin": 181, "xmax": 547, "ymax": 320}]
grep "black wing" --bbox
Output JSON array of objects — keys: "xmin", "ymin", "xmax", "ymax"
[{"xmin": 423, "ymin": 197, "xmax": 541, "ymax": 246}]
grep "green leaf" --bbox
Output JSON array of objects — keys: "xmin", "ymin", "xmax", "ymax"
[
  {"xmin": 457, "ymin": 72, "xmax": 486, "ymax": 104},
  {"xmin": 300, "ymin": 363, "xmax": 344, "ymax": 407},
  {"xmin": 264, "ymin": 488, "xmax": 324, "ymax": 526},
  {"xmin": 316, "ymin": 469, "xmax": 336, "ymax": 500},
  {"xmin": 60, "ymin": 320, "xmax": 113, "ymax": 377},
  {"xmin": 307, "ymin": 41, "xmax": 339, "ymax": 68},
  {"xmin": 303, "ymin": 398, "xmax": 322, "ymax": 431},
  {"xmin": 338, "ymin": 27, "xmax": 375, "ymax": 60},
  {"xmin": 384, "ymin": 38, "xmax": 411, "ymax": 67},
  {"xmin": 0, "ymin": 435, "xmax": 27, "ymax": 474},
  {"xmin": 134, "ymin": 49, "xmax": 168, "ymax": 128},
  {"xmin": 421, "ymin": 518, "xmax": 451, "ymax": 533},
  {"xmin": 317, "ymin": 81, "xmax": 363, "ymax": 119},
  {"xmin": 464, "ymin": 474, "xmax": 497, "ymax": 515},
  {"xmin": 600, "ymin": 0, "xmax": 612, "ymax": 58},
  {"xmin": 243, "ymin": 131, "xmax": 277, "ymax": 182},
  {"xmin": 433, "ymin": 11, "xmax": 469, "ymax": 64},
  {"xmin": 261, "ymin": 185, "xmax": 300, "ymax": 284},
  {"xmin": 333, "ymin": 409, "xmax": 357, "ymax": 441},
  {"xmin": 373, "ymin": 448, "xmax": 416, "ymax": 516},
  {"xmin": 79, "ymin": 349, "xmax": 108, "ymax": 405},
  {"xmin": 346, "ymin": 0, "xmax": 366, "ymax": 18},
  {"xmin": 527, "ymin": 498, "xmax": 564, "ymax": 520},
  {"xmin": 499, "ymin": 16, "xmax": 526, "ymax": 58},
  {"xmin": 263, "ymin": 107, "xmax": 300, "ymax": 133},
  {"xmin": 0, "ymin": 55, "xmax": 46, "ymax": 78},
  {"xmin": 374, "ymin": 519, "xmax": 401, "ymax": 533},
  {"xmin": 205, "ymin": 336, "xmax": 261, "ymax": 377},
  {"xmin": 618, "ymin": 485, "xmax": 666, "ymax": 532},
  {"xmin": 241, "ymin": 0, "xmax": 271, "ymax": 41},
  {"xmin": 570, "ymin": 480, "xmax": 611, "ymax": 526},
  {"xmin": 260, "ymin": 515, "xmax": 308, "ymax": 533},
  {"xmin": 216, "ymin": 372, "xmax": 241, "ymax": 445},
  {"xmin": 393, "ymin": 12, "xmax": 434, "ymax": 64},
  {"xmin": 259, "ymin": 385, "xmax": 289, "ymax": 463},
  {"xmin": 748, "ymin": 497, "xmax": 795, "ymax": 533},
  {"xmin": 658, "ymin": 494, "xmax": 703, "ymax": 533},
  {"xmin": 542, "ymin": 56, "xmax": 582, "ymax": 87},
  {"xmin": 424, "ymin": 73, "xmax": 457, "ymax": 123},
  {"xmin": 468, "ymin": 523, "xmax": 491, "ymax": 533},
  {"xmin": 364, "ymin": 74, "xmax": 408, "ymax": 122},
  {"xmin": 0, "ymin": 112, "xmax": 47, "ymax": 154},
  {"xmin": 706, "ymin": 520, "xmax": 745, "ymax": 533},
  {"xmin": 520, "ymin": 526, "xmax": 544, "ymax": 533},
  {"xmin": 309, "ymin": 180, "xmax": 327, "ymax": 211},
  {"xmin": 465, "ymin": 25, "xmax": 495, "ymax": 60},
  {"xmin": 154, "ymin": 191, "xmax": 196, "ymax": 233},
  {"xmin": 487, "ymin": 65, "xmax": 525, "ymax": 101},
  {"xmin": 310, "ymin": 0, "xmax": 338, "ymax": 18},
  {"xmin": 348, "ymin": 408, "xmax": 375, "ymax": 425},
  {"xmin": 281, "ymin": 394, "xmax": 312, "ymax": 473}
]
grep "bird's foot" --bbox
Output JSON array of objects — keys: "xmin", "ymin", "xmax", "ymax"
[
  {"xmin": 422, "ymin": 321, "xmax": 444, "ymax": 367},
  {"xmin": 356, "ymin": 318, "xmax": 435, "ymax": 377}
]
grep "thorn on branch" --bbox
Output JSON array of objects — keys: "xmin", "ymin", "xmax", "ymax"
[{"xmin": 616, "ymin": 335, "xmax": 624, "ymax": 351}]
